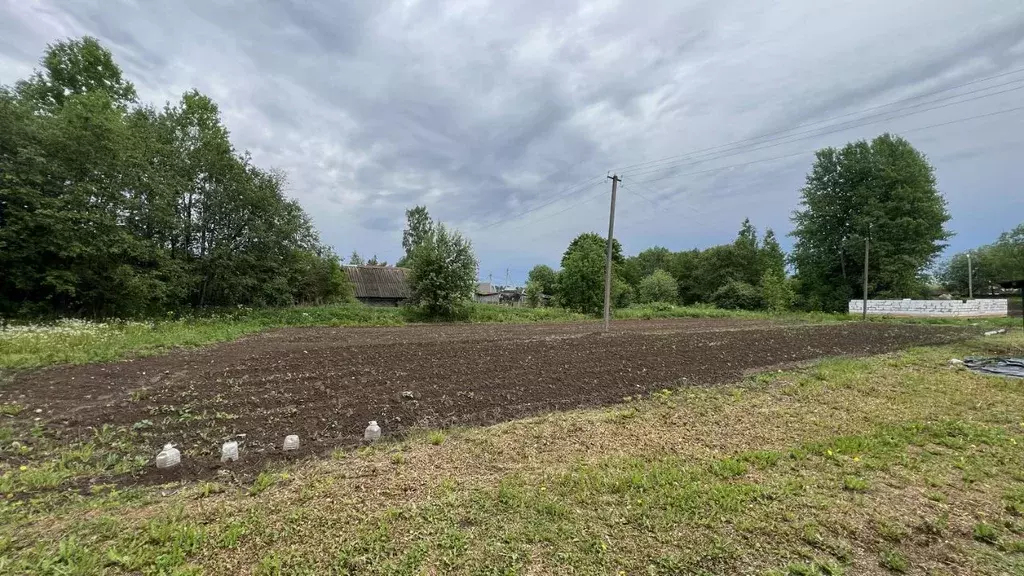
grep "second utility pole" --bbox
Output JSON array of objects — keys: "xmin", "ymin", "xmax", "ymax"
[
  {"xmin": 967, "ymin": 252, "xmax": 973, "ymax": 298},
  {"xmin": 603, "ymin": 174, "xmax": 620, "ymax": 332},
  {"xmin": 862, "ymin": 224, "xmax": 870, "ymax": 320}
]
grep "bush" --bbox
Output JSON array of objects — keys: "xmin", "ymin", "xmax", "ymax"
[
  {"xmin": 612, "ymin": 277, "xmax": 633, "ymax": 309},
  {"xmin": 710, "ymin": 281, "xmax": 764, "ymax": 310},
  {"xmin": 524, "ymin": 281, "xmax": 542, "ymax": 308},
  {"xmin": 760, "ymin": 269, "xmax": 794, "ymax": 312},
  {"xmin": 637, "ymin": 269, "xmax": 678, "ymax": 304},
  {"xmin": 407, "ymin": 224, "xmax": 478, "ymax": 319}
]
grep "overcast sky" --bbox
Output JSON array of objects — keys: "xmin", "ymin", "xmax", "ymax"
[{"xmin": 2, "ymin": 1, "xmax": 1023, "ymax": 284}]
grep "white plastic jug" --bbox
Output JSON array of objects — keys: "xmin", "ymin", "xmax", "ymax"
[
  {"xmin": 283, "ymin": 435, "xmax": 300, "ymax": 451},
  {"xmin": 221, "ymin": 441, "xmax": 239, "ymax": 463},
  {"xmin": 364, "ymin": 420, "xmax": 381, "ymax": 442},
  {"xmin": 156, "ymin": 443, "xmax": 180, "ymax": 469}
]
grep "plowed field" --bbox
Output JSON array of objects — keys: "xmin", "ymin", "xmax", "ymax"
[{"xmin": 1, "ymin": 319, "xmax": 972, "ymax": 482}]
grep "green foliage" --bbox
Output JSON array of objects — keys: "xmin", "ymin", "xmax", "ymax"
[
  {"xmin": 842, "ymin": 476, "xmax": 869, "ymax": 492},
  {"xmin": 710, "ymin": 281, "xmax": 764, "ymax": 311},
  {"xmin": 637, "ymin": 269, "xmax": 678, "ymax": 304},
  {"xmin": 879, "ymin": 548, "xmax": 908, "ymax": 572},
  {"xmin": 611, "ymin": 276, "xmax": 633, "ymax": 308},
  {"xmin": 791, "ymin": 134, "xmax": 952, "ymax": 311},
  {"xmin": 250, "ymin": 472, "xmax": 279, "ymax": 496},
  {"xmin": 621, "ymin": 246, "xmax": 673, "ymax": 287},
  {"xmin": 349, "ymin": 251, "xmax": 365, "ymax": 266},
  {"xmin": 408, "ymin": 223, "xmax": 478, "ymax": 319},
  {"xmin": 16, "ymin": 36, "xmax": 138, "ymax": 109},
  {"xmin": 0, "ymin": 37, "xmax": 349, "ymax": 318},
  {"xmin": 398, "ymin": 205, "xmax": 434, "ymax": 267},
  {"xmin": 761, "ymin": 269, "xmax": 795, "ymax": 312},
  {"xmin": 974, "ymin": 522, "xmax": 1000, "ymax": 544},
  {"xmin": 557, "ymin": 233, "xmax": 624, "ymax": 315},
  {"xmin": 938, "ymin": 223, "xmax": 1024, "ymax": 295},
  {"xmin": 526, "ymin": 265, "xmax": 558, "ymax": 296},
  {"xmin": 524, "ymin": 281, "xmax": 542, "ymax": 308},
  {"xmin": 561, "ymin": 232, "xmax": 623, "ymax": 268}
]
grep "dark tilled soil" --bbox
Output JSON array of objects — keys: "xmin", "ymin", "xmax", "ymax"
[{"xmin": 1, "ymin": 319, "xmax": 972, "ymax": 483}]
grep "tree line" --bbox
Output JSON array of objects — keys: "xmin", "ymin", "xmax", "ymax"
[
  {"xmin": 5, "ymin": 37, "xmax": 1015, "ymax": 320},
  {"xmin": 526, "ymin": 134, "xmax": 1021, "ymax": 314},
  {"xmin": 1, "ymin": 38, "xmax": 351, "ymax": 318},
  {"xmin": 936, "ymin": 225, "xmax": 1024, "ymax": 296},
  {"xmin": 526, "ymin": 219, "xmax": 791, "ymax": 314}
]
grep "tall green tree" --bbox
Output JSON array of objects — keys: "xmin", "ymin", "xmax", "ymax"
[
  {"xmin": 759, "ymin": 228, "xmax": 793, "ymax": 312},
  {"xmin": 16, "ymin": 36, "xmax": 137, "ymax": 110},
  {"xmin": 408, "ymin": 223, "xmax": 478, "ymax": 318},
  {"xmin": 791, "ymin": 134, "xmax": 951, "ymax": 311},
  {"xmin": 397, "ymin": 205, "xmax": 433, "ymax": 267},
  {"xmin": 0, "ymin": 37, "xmax": 350, "ymax": 317},
  {"xmin": 349, "ymin": 251, "xmax": 365, "ymax": 266},
  {"xmin": 557, "ymin": 232, "xmax": 624, "ymax": 315}
]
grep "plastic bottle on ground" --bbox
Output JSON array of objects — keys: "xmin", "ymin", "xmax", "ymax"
[
  {"xmin": 364, "ymin": 420, "xmax": 381, "ymax": 442},
  {"xmin": 283, "ymin": 435, "xmax": 300, "ymax": 451},
  {"xmin": 156, "ymin": 443, "xmax": 180, "ymax": 469},
  {"xmin": 221, "ymin": 441, "xmax": 239, "ymax": 462}
]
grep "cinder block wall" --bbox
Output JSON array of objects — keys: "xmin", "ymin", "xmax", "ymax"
[{"xmin": 847, "ymin": 299, "xmax": 1008, "ymax": 317}]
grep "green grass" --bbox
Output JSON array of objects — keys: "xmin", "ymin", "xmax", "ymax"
[
  {"xmin": 3, "ymin": 332, "xmax": 1024, "ymax": 574},
  {"xmin": 428, "ymin": 430, "xmax": 446, "ymax": 446},
  {"xmin": 879, "ymin": 548, "xmax": 909, "ymax": 572}
]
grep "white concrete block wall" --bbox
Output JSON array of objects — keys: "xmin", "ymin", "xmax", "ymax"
[{"xmin": 848, "ymin": 299, "xmax": 1008, "ymax": 317}]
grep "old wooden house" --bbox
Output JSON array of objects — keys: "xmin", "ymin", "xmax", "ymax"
[{"xmin": 345, "ymin": 266, "xmax": 411, "ymax": 306}]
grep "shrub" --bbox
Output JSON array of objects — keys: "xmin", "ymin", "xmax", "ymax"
[
  {"xmin": 761, "ymin": 269, "xmax": 794, "ymax": 312},
  {"xmin": 407, "ymin": 224, "xmax": 478, "ymax": 319},
  {"xmin": 710, "ymin": 281, "xmax": 764, "ymax": 310},
  {"xmin": 524, "ymin": 281, "xmax": 542, "ymax": 308},
  {"xmin": 637, "ymin": 269, "xmax": 679, "ymax": 304},
  {"xmin": 612, "ymin": 277, "xmax": 633, "ymax": 309}
]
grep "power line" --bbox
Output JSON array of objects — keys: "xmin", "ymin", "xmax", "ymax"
[
  {"xmin": 619, "ymin": 181, "xmax": 659, "ymax": 208},
  {"xmin": 611, "ymin": 66, "xmax": 1024, "ymax": 175},
  {"xmin": 474, "ymin": 173, "xmax": 607, "ymax": 231},
  {"xmin": 614, "ymin": 104, "xmax": 1024, "ymax": 228},
  {"xmin": 628, "ymin": 95, "xmax": 1024, "ymax": 186},
  {"xmin": 496, "ymin": 182, "xmax": 609, "ymax": 234},
  {"xmin": 479, "ymin": 88, "xmax": 1024, "ymax": 238},
  {"xmin": 621, "ymin": 83, "xmax": 1024, "ymax": 180}
]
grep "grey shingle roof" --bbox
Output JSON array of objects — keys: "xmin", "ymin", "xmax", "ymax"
[{"xmin": 345, "ymin": 266, "xmax": 412, "ymax": 299}]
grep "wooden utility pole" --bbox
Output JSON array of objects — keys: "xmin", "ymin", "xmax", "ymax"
[
  {"xmin": 862, "ymin": 225, "xmax": 870, "ymax": 320},
  {"xmin": 967, "ymin": 252, "xmax": 973, "ymax": 299},
  {"xmin": 603, "ymin": 174, "xmax": 620, "ymax": 332}
]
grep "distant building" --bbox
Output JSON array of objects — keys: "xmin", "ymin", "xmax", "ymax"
[
  {"xmin": 475, "ymin": 282, "xmax": 500, "ymax": 304},
  {"xmin": 345, "ymin": 266, "xmax": 411, "ymax": 306}
]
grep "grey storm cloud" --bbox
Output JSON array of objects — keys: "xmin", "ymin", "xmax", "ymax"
[{"xmin": 2, "ymin": 0, "xmax": 1024, "ymax": 283}]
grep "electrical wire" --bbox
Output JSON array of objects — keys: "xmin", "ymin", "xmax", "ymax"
[
  {"xmin": 630, "ymin": 102, "xmax": 1024, "ymax": 186},
  {"xmin": 615, "ymin": 104, "xmax": 1024, "ymax": 229},
  {"xmin": 619, "ymin": 182, "xmax": 660, "ymax": 208},
  {"xmin": 478, "ymin": 83, "xmax": 1024, "ymax": 236},
  {"xmin": 611, "ymin": 66, "xmax": 1024, "ymax": 175},
  {"xmin": 621, "ymin": 83, "xmax": 1024, "ymax": 180},
  {"xmin": 474, "ymin": 173, "xmax": 608, "ymax": 231}
]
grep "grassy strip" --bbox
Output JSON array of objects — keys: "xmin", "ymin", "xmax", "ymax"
[
  {"xmin": 1, "ymin": 334, "xmax": 1023, "ymax": 574},
  {"xmin": 0, "ymin": 304, "xmax": 583, "ymax": 369},
  {"xmin": 2, "ymin": 301, "xmax": 1015, "ymax": 369}
]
